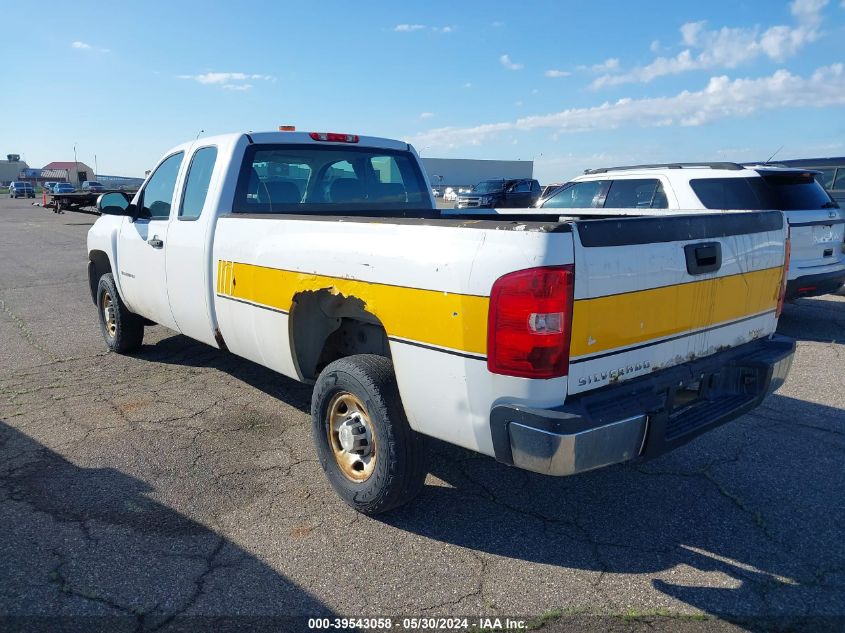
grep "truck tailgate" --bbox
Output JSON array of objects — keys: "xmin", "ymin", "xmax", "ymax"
[{"xmin": 567, "ymin": 211, "xmax": 786, "ymax": 395}]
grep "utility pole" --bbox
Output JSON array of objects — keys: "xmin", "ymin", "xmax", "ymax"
[
  {"xmin": 73, "ymin": 143, "xmax": 79, "ymax": 187},
  {"xmin": 94, "ymin": 154, "xmax": 98, "ymax": 178}
]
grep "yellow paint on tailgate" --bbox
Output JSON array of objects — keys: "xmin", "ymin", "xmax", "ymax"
[{"xmin": 570, "ymin": 266, "xmax": 782, "ymax": 358}]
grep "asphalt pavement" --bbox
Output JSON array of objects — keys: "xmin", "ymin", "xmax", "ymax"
[{"xmin": 0, "ymin": 197, "xmax": 843, "ymax": 632}]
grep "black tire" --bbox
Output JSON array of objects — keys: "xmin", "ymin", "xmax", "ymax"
[
  {"xmin": 96, "ymin": 273, "xmax": 144, "ymax": 353},
  {"xmin": 311, "ymin": 354, "xmax": 426, "ymax": 515}
]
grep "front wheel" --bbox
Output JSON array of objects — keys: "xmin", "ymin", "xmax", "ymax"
[
  {"xmin": 96, "ymin": 273, "xmax": 144, "ymax": 353},
  {"xmin": 311, "ymin": 355, "xmax": 426, "ymax": 515}
]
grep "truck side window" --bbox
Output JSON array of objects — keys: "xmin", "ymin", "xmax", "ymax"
[
  {"xmin": 512, "ymin": 181, "xmax": 531, "ymax": 193},
  {"xmin": 541, "ymin": 181, "xmax": 606, "ymax": 209},
  {"xmin": 180, "ymin": 147, "xmax": 218, "ymax": 220},
  {"xmin": 139, "ymin": 152, "xmax": 184, "ymax": 220},
  {"xmin": 603, "ymin": 179, "xmax": 668, "ymax": 209}
]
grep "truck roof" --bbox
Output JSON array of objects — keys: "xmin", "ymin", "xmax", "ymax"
[{"xmin": 163, "ymin": 131, "xmax": 412, "ymax": 158}]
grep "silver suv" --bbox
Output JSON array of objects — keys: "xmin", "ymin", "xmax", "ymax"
[{"xmin": 538, "ymin": 162, "xmax": 845, "ymax": 299}]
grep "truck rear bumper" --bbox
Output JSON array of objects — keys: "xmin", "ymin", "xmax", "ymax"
[
  {"xmin": 785, "ymin": 268, "xmax": 845, "ymax": 299},
  {"xmin": 490, "ymin": 335, "xmax": 795, "ymax": 476}
]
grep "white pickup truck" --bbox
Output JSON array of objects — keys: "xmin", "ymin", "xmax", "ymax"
[{"xmin": 87, "ymin": 131, "xmax": 795, "ymax": 514}]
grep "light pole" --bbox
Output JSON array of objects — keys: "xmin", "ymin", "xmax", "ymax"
[
  {"xmin": 73, "ymin": 143, "xmax": 78, "ymax": 187},
  {"xmin": 94, "ymin": 154, "xmax": 98, "ymax": 178}
]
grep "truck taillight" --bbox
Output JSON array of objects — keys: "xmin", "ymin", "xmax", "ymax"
[
  {"xmin": 487, "ymin": 265, "xmax": 574, "ymax": 379},
  {"xmin": 309, "ymin": 132, "xmax": 360, "ymax": 143},
  {"xmin": 776, "ymin": 235, "xmax": 791, "ymax": 318}
]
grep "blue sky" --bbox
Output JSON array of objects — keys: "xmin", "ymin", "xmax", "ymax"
[{"xmin": 3, "ymin": 0, "xmax": 845, "ymax": 183}]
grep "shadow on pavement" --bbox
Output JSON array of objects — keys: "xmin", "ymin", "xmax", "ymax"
[
  {"xmin": 0, "ymin": 420, "xmax": 337, "ymax": 631},
  {"xmin": 381, "ymin": 393, "xmax": 844, "ymax": 631},
  {"xmin": 134, "ymin": 334, "xmax": 313, "ymax": 414}
]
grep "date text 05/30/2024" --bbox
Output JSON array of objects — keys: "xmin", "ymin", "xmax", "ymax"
[{"xmin": 307, "ymin": 617, "xmax": 528, "ymax": 630}]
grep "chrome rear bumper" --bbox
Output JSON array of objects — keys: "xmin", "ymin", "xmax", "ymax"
[{"xmin": 490, "ymin": 335, "xmax": 795, "ymax": 477}]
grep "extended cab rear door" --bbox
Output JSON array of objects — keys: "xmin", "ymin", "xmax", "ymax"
[{"xmin": 567, "ymin": 212, "xmax": 786, "ymax": 395}]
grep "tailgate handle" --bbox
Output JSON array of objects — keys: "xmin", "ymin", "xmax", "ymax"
[{"xmin": 684, "ymin": 242, "xmax": 722, "ymax": 275}]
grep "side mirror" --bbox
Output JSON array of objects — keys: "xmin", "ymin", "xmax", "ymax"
[{"xmin": 97, "ymin": 192, "xmax": 132, "ymax": 216}]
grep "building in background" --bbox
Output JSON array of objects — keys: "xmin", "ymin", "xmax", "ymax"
[
  {"xmin": 421, "ymin": 158, "xmax": 533, "ymax": 190},
  {"xmin": 0, "ymin": 154, "xmax": 29, "ymax": 185},
  {"xmin": 19, "ymin": 168, "xmax": 68, "ymax": 188},
  {"xmin": 42, "ymin": 161, "xmax": 96, "ymax": 187}
]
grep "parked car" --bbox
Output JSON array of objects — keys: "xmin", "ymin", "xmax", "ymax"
[
  {"xmin": 82, "ymin": 181, "xmax": 106, "ymax": 193},
  {"xmin": 43, "ymin": 181, "xmax": 58, "ymax": 193},
  {"xmin": 86, "ymin": 131, "xmax": 793, "ymax": 514},
  {"xmin": 536, "ymin": 162, "xmax": 845, "ymax": 299},
  {"xmin": 53, "ymin": 183, "xmax": 77, "ymax": 194},
  {"xmin": 431, "ymin": 187, "xmax": 441, "ymax": 197},
  {"xmin": 442, "ymin": 187, "xmax": 457, "ymax": 201},
  {"xmin": 9, "ymin": 181, "xmax": 35, "ymax": 198},
  {"xmin": 456, "ymin": 178, "xmax": 541, "ymax": 209}
]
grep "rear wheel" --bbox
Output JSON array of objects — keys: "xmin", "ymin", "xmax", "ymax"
[
  {"xmin": 311, "ymin": 355, "xmax": 426, "ymax": 515},
  {"xmin": 96, "ymin": 273, "xmax": 144, "ymax": 353}
]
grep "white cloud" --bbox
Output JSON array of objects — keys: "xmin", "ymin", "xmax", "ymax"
[
  {"xmin": 578, "ymin": 58, "xmax": 620, "ymax": 72},
  {"xmin": 178, "ymin": 72, "xmax": 273, "ymax": 87},
  {"xmin": 591, "ymin": 0, "xmax": 828, "ymax": 89},
  {"xmin": 463, "ymin": 82, "xmax": 472, "ymax": 88},
  {"xmin": 394, "ymin": 24, "xmax": 425, "ymax": 32},
  {"xmin": 500, "ymin": 54, "xmax": 523, "ymax": 70},
  {"xmin": 432, "ymin": 26, "xmax": 454, "ymax": 33},
  {"xmin": 545, "ymin": 69, "xmax": 571, "ymax": 78},
  {"xmin": 419, "ymin": 112, "xmax": 434, "ymax": 119},
  {"xmin": 492, "ymin": 21, "xmax": 504, "ymax": 27},
  {"xmin": 650, "ymin": 40, "xmax": 661, "ymax": 53},
  {"xmin": 515, "ymin": 100, "xmax": 523, "ymax": 107},
  {"xmin": 71, "ymin": 40, "xmax": 108, "ymax": 53},
  {"xmin": 407, "ymin": 65, "xmax": 845, "ymax": 149}
]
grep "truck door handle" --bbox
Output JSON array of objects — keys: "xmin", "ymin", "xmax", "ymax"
[
  {"xmin": 147, "ymin": 236, "xmax": 164, "ymax": 249},
  {"xmin": 684, "ymin": 242, "xmax": 721, "ymax": 275}
]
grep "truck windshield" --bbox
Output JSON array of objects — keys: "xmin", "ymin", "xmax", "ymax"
[
  {"xmin": 233, "ymin": 144, "xmax": 429, "ymax": 214},
  {"xmin": 472, "ymin": 180, "xmax": 505, "ymax": 194}
]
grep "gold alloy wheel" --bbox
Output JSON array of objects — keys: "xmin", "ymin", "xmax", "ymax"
[
  {"xmin": 102, "ymin": 292, "xmax": 117, "ymax": 338},
  {"xmin": 327, "ymin": 392, "xmax": 377, "ymax": 482}
]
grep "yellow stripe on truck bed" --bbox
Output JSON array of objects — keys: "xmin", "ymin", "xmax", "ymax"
[
  {"xmin": 220, "ymin": 261, "xmax": 490, "ymax": 356},
  {"xmin": 217, "ymin": 261, "xmax": 781, "ymax": 361}
]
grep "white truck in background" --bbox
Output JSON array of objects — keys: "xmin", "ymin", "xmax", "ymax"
[{"xmin": 87, "ymin": 131, "xmax": 795, "ymax": 514}]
